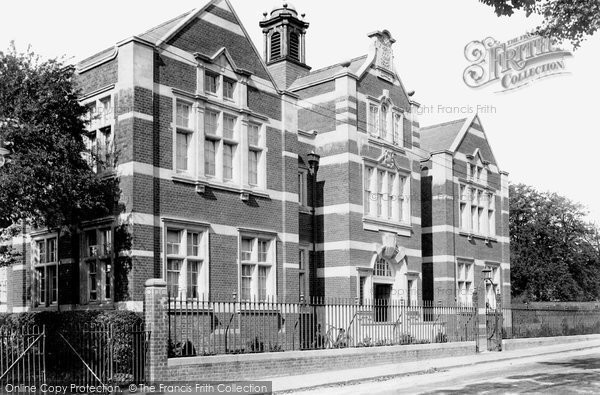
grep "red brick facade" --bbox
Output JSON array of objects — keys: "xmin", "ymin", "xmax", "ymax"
[{"xmin": 2, "ymin": 0, "xmax": 509, "ymax": 313}]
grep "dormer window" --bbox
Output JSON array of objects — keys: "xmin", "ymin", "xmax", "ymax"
[
  {"xmin": 368, "ymin": 100, "xmax": 404, "ymax": 146},
  {"xmin": 205, "ymin": 72, "xmax": 219, "ymax": 94},
  {"xmin": 270, "ymin": 31, "xmax": 281, "ymax": 60}
]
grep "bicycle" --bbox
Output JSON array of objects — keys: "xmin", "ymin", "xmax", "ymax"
[{"xmin": 324, "ymin": 325, "xmax": 352, "ymax": 348}]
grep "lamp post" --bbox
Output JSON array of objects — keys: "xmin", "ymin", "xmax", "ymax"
[
  {"xmin": 473, "ymin": 267, "xmax": 502, "ymax": 352},
  {"xmin": 307, "ymin": 151, "xmax": 320, "ymax": 301}
]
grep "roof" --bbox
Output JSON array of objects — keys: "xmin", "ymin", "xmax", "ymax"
[
  {"xmin": 419, "ymin": 118, "xmax": 467, "ymax": 153},
  {"xmin": 77, "ymin": 10, "xmax": 192, "ymax": 70},
  {"xmin": 138, "ymin": 11, "xmax": 192, "ymax": 44},
  {"xmin": 289, "ymin": 55, "xmax": 368, "ymax": 90}
]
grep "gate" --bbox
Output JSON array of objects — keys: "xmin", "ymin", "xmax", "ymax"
[
  {"xmin": 58, "ymin": 323, "xmax": 149, "ymax": 386},
  {"xmin": 0, "ymin": 326, "xmax": 46, "ymax": 386},
  {"xmin": 486, "ymin": 307, "xmax": 503, "ymax": 351}
]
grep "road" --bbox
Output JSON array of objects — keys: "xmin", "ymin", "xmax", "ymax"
[{"xmin": 290, "ymin": 348, "xmax": 600, "ymax": 394}]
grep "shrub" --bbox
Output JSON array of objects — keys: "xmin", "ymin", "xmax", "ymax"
[{"xmin": 0, "ymin": 310, "xmax": 143, "ymax": 383}]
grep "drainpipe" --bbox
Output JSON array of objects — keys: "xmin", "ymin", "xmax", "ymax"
[{"xmin": 307, "ymin": 151, "xmax": 320, "ymax": 300}]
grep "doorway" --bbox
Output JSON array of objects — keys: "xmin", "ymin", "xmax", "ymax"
[{"xmin": 374, "ymin": 283, "xmax": 391, "ymax": 322}]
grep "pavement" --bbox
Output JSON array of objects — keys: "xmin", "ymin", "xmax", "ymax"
[{"xmin": 267, "ymin": 337, "xmax": 600, "ymax": 393}]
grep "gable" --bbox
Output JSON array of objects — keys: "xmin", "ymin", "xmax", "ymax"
[
  {"xmin": 455, "ymin": 125, "xmax": 497, "ymax": 166},
  {"xmin": 165, "ymin": 1, "xmax": 272, "ymax": 82}
]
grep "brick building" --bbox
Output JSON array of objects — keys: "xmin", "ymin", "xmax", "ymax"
[{"xmin": 1, "ymin": 0, "xmax": 509, "ymax": 313}]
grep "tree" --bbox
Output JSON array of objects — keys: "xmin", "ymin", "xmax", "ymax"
[
  {"xmin": 480, "ymin": 0, "xmax": 600, "ymax": 48},
  {"xmin": 0, "ymin": 44, "xmax": 118, "ymax": 259},
  {"xmin": 509, "ymin": 183, "xmax": 600, "ymax": 301}
]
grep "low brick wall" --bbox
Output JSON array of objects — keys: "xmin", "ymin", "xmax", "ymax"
[
  {"xmin": 503, "ymin": 333, "xmax": 600, "ymax": 351},
  {"xmin": 166, "ymin": 341, "xmax": 475, "ymax": 380}
]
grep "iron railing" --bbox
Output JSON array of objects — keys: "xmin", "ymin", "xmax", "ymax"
[
  {"xmin": 167, "ymin": 297, "xmax": 477, "ymax": 357},
  {"xmin": 0, "ymin": 323, "xmax": 148, "ymax": 386},
  {"xmin": 0, "ymin": 325, "xmax": 45, "ymax": 387},
  {"xmin": 502, "ymin": 306, "xmax": 600, "ymax": 339}
]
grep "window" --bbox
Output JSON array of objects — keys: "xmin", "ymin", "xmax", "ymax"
[
  {"xmin": 485, "ymin": 265, "xmax": 500, "ymax": 309},
  {"xmin": 298, "ymin": 170, "xmax": 308, "ymax": 206},
  {"xmin": 205, "ymin": 111, "xmax": 218, "ymax": 136},
  {"xmin": 368, "ymin": 104, "xmax": 379, "ymax": 136},
  {"xmin": 270, "ymin": 31, "xmax": 281, "ymax": 60},
  {"xmin": 248, "ymin": 150, "xmax": 259, "ymax": 186},
  {"xmin": 239, "ymin": 235, "xmax": 275, "ymax": 301},
  {"xmin": 176, "ymin": 102, "xmax": 192, "ymax": 129},
  {"xmin": 81, "ymin": 227, "xmax": 112, "ymax": 304},
  {"xmin": 223, "ymin": 115, "xmax": 236, "ymax": 140},
  {"xmin": 459, "ymin": 184, "xmax": 495, "ymax": 236},
  {"xmin": 364, "ymin": 164, "xmax": 409, "ymax": 222},
  {"xmin": 299, "ymin": 247, "xmax": 309, "ymax": 300},
  {"xmin": 393, "ymin": 113, "xmax": 403, "ymax": 146},
  {"xmin": 363, "ymin": 166, "xmax": 374, "ymax": 215},
  {"xmin": 289, "ymin": 32, "xmax": 300, "ymax": 61},
  {"xmin": 224, "ymin": 78, "xmax": 236, "ymax": 100},
  {"xmin": 457, "ymin": 259, "xmax": 474, "ymax": 305},
  {"xmin": 247, "ymin": 123, "xmax": 264, "ymax": 188},
  {"xmin": 367, "ymin": 101, "xmax": 403, "ymax": 145},
  {"xmin": 165, "ymin": 226, "xmax": 207, "ymax": 299},
  {"xmin": 176, "ymin": 131, "xmax": 190, "ymax": 173},
  {"xmin": 248, "ymin": 124, "xmax": 260, "ymax": 146},
  {"xmin": 83, "ymin": 95, "xmax": 114, "ymax": 172},
  {"xmin": 223, "ymin": 143, "xmax": 234, "ymax": 181},
  {"xmin": 358, "ymin": 276, "xmax": 366, "ymax": 306},
  {"xmin": 205, "ymin": 72, "xmax": 219, "ymax": 94},
  {"xmin": 379, "ymin": 104, "xmax": 388, "ymax": 139},
  {"xmin": 374, "ymin": 257, "xmax": 392, "ymax": 277},
  {"xmin": 32, "ymin": 236, "xmax": 58, "ymax": 307},
  {"xmin": 407, "ymin": 279, "xmax": 415, "ymax": 307}
]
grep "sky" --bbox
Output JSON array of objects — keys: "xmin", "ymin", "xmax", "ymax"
[{"xmin": 1, "ymin": 0, "xmax": 599, "ymax": 224}]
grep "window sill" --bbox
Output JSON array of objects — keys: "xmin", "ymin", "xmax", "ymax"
[
  {"xmin": 458, "ymin": 231, "xmax": 497, "ymax": 242},
  {"xmin": 367, "ymin": 136, "xmax": 406, "ymax": 153},
  {"xmin": 363, "ymin": 216, "xmax": 412, "ymax": 236},
  {"xmin": 458, "ymin": 177, "xmax": 494, "ymax": 191},
  {"xmin": 299, "ymin": 205, "xmax": 311, "ymax": 214},
  {"xmin": 172, "ymin": 175, "xmax": 269, "ymax": 199}
]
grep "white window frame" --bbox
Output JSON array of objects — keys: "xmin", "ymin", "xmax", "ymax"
[
  {"xmin": 163, "ymin": 220, "xmax": 209, "ymax": 300},
  {"xmin": 80, "ymin": 226, "xmax": 113, "ymax": 304},
  {"xmin": 239, "ymin": 232, "xmax": 276, "ymax": 302},
  {"xmin": 173, "ymin": 99, "xmax": 196, "ymax": 176},
  {"xmin": 459, "ymin": 183, "xmax": 495, "ymax": 237},
  {"xmin": 363, "ymin": 163, "xmax": 410, "ymax": 224},
  {"xmin": 31, "ymin": 234, "xmax": 59, "ymax": 307},
  {"xmin": 82, "ymin": 93, "xmax": 114, "ymax": 173},
  {"xmin": 367, "ymin": 99, "xmax": 404, "ymax": 146},
  {"xmin": 247, "ymin": 122, "xmax": 266, "ymax": 188},
  {"xmin": 298, "ymin": 169, "xmax": 308, "ymax": 207},
  {"xmin": 456, "ymin": 258, "xmax": 474, "ymax": 305}
]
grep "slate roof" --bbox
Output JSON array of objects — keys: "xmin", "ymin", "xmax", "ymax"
[
  {"xmin": 77, "ymin": 10, "xmax": 192, "ymax": 70},
  {"xmin": 419, "ymin": 118, "xmax": 467, "ymax": 153},
  {"xmin": 289, "ymin": 55, "xmax": 368, "ymax": 90}
]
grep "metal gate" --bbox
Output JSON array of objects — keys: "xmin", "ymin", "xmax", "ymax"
[
  {"xmin": 58, "ymin": 323, "xmax": 149, "ymax": 386},
  {"xmin": 486, "ymin": 307, "xmax": 503, "ymax": 351},
  {"xmin": 0, "ymin": 325, "xmax": 46, "ymax": 386}
]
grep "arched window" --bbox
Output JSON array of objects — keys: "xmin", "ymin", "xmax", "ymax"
[
  {"xmin": 379, "ymin": 103, "xmax": 388, "ymax": 138},
  {"xmin": 270, "ymin": 31, "xmax": 281, "ymax": 60},
  {"xmin": 289, "ymin": 32, "xmax": 300, "ymax": 61},
  {"xmin": 374, "ymin": 257, "xmax": 392, "ymax": 277}
]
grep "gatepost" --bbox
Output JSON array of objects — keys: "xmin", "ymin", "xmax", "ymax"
[{"xmin": 144, "ymin": 279, "xmax": 169, "ymax": 381}]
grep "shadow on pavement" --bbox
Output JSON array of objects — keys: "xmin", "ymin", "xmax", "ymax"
[{"xmin": 422, "ymin": 357, "xmax": 600, "ymax": 394}]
